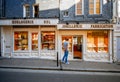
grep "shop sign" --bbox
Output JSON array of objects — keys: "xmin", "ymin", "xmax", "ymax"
[
  {"xmin": 115, "ymin": 25, "xmax": 120, "ymax": 31},
  {"xmin": 12, "ymin": 20, "xmax": 34, "ymax": 24},
  {"xmin": 62, "ymin": 24, "xmax": 82, "ymax": 28},
  {"xmin": 6, "ymin": 46, "xmax": 11, "ymax": 48},
  {"xmin": 0, "ymin": 19, "xmax": 58, "ymax": 25},
  {"xmin": 44, "ymin": 20, "xmax": 51, "ymax": 24},
  {"xmin": 91, "ymin": 31, "xmax": 107, "ymax": 36},
  {"xmin": 91, "ymin": 24, "xmax": 113, "ymax": 29}
]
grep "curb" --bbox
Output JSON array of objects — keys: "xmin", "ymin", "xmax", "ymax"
[
  {"xmin": 1, "ymin": 66, "xmax": 120, "ymax": 73},
  {"xmin": 61, "ymin": 68, "xmax": 120, "ymax": 73}
]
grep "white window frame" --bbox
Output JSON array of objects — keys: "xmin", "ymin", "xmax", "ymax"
[
  {"xmin": 33, "ymin": 4, "xmax": 39, "ymax": 18},
  {"xmin": 63, "ymin": 10, "xmax": 69, "ymax": 17},
  {"xmin": 23, "ymin": 4, "xmax": 30, "ymax": 17},
  {"xmin": 75, "ymin": 0, "xmax": 84, "ymax": 15},
  {"xmin": 89, "ymin": 0, "xmax": 102, "ymax": 15},
  {"xmin": 13, "ymin": 31, "xmax": 29, "ymax": 52},
  {"xmin": 31, "ymin": 32, "xmax": 39, "ymax": 52}
]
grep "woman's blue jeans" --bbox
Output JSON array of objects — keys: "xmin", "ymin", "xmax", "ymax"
[{"xmin": 62, "ymin": 50, "xmax": 69, "ymax": 63}]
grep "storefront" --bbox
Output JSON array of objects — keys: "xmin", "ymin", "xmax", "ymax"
[
  {"xmin": 0, "ymin": 19, "xmax": 115, "ymax": 62},
  {"xmin": 0, "ymin": 19, "xmax": 58, "ymax": 59},
  {"xmin": 58, "ymin": 24, "xmax": 114, "ymax": 62}
]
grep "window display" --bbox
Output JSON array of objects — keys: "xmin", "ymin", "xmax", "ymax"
[
  {"xmin": 41, "ymin": 31, "xmax": 55, "ymax": 50},
  {"xmin": 14, "ymin": 32, "xmax": 28, "ymax": 51},
  {"xmin": 32, "ymin": 33, "xmax": 38, "ymax": 51},
  {"xmin": 87, "ymin": 31, "xmax": 108, "ymax": 53}
]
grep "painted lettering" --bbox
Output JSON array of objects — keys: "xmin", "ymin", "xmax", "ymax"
[{"xmin": 12, "ymin": 20, "xmax": 34, "ymax": 24}]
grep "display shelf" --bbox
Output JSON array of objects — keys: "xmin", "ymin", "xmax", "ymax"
[
  {"xmin": 14, "ymin": 32, "xmax": 28, "ymax": 51},
  {"xmin": 32, "ymin": 33, "xmax": 38, "ymax": 51},
  {"xmin": 41, "ymin": 31, "xmax": 55, "ymax": 50},
  {"xmin": 42, "ymin": 43, "xmax": 55, "ymax": 50},
  {"xmin": 87, "ymin": 31, "xmax": 108, "ymax": 53}
]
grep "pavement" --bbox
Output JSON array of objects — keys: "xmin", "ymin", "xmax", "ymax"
[{"xmin": 0, "ymin": 57, "xmax": 120, "ymax": 72}]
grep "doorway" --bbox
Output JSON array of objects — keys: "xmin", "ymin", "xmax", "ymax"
[
  {"xmin": 73, "ymin": 36, "xmax": 82, "ymax": 59},
  {"xmin": 61, "ymin": 35, "xmax": 83, "ymax": 60}
]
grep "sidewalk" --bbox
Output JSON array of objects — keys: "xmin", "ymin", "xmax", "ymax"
[{"xmin": 0, "ymin": 58, "xmax": 120, "ymax": 72}]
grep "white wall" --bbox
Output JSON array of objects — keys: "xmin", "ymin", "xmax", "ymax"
[
  {"xmin": 2, "ymin": 26, "xmax": 13, "ymax": 57},
  {"xmin": 118, "ymin": 0, "xmax": 120, "ymax": 17}
]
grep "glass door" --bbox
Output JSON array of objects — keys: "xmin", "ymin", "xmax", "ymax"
[
  {"xmin": 62, "ymin": 36, "xmax": 72, "ymax": 52},
  {"xmin": 73, "ymin": 36, "xmax": 82, "ymax": 59},
  {"xmin": 62, "ymin": 36, "xmax": 72, "ymax": 60}
]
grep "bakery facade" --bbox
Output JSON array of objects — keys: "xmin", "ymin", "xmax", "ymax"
[
  {"xmin": 0, "ymin": 19, "xmax": 115, "ymax": 62},
  {"xmin": 0, "ymin": 19, "xmax": 58, "ymax": 59}
]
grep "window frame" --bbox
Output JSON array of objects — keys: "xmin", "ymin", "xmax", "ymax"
[
  {"xmin": 33, "ymin": 4, "xmax": 39, "ymax": 18},
  {"xmin": 23, "ymin": 4, "xmax": 30, "ymax": 17},
  {"xmin": 87, "ymin": 31, "xmax": 109, "ymax": 53},
  {"xmin": 14, "ymin": 31, "xmax": 29, "ymax": 52},
  {"xmin": 41, "ymin": 31, "xmax": 55, "ymax": 50},
  {"xmin": 63, "ymin": 10, "xmax": 69, "ymax": 17},
  {"xmin": 89, "ymin": 0, "xmax": 102, "ymax": 15},
  {"xmin": 31, "ymin": 32, "xmax": 38, "ymax": 51},
  {"xmin": 75, "ymin": 0, "xmax": 84, "ymax": 15}
]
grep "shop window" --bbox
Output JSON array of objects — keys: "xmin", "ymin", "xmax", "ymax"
[
  {"xmin": 89, "ymin": 0, "xmax": 101, "ymax": 14},
  {"xmin": 87, "ymin": 31, "xmax": 108, "ymax": 53},
  {"xmin": 41, "ymin": 31, "xmax": 55, "ymax": 50},
  {"xmin": 31, "ymin": 33, "xmax": 38, "ymax": 51},
  {"xmin": 14, "ymin": 32, "xmax": 28, "ymax": 51}
]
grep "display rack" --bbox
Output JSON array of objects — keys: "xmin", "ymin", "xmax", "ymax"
[
  {"xmin": 14, "ymin": 32, "xmax": 28, "ymax": 51},
  {"xmin": 87, "ymin": 31, "xmax": 108, "ymax": 53},
  {"xmin": 32, "ymin": 33, "xmax": 38, "ymax": 51},
  {"xmin": 41, "ymin": 31, "xmax": 55, "ymax": 50}
]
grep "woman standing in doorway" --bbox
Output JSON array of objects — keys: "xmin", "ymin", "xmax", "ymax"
[{"xmin": 62, "ymin": 38, "xmax": 69, "ymax": 64}]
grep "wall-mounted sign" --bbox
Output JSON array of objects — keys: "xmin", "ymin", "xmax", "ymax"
[
  {"xmin": 91, "ymin": 24, "xmax": 113, "ymax": 29},
  {"xmin": 58, "ymin": 24, "xmax": 114, "ymax": 29},
  {"xmin": 6, "ymin": 46, "xmax": 11, "ymax": 48},
  {"xmin": 62, "ymin": 24, "xmax": 82, "ymax": 28},
  {"xmin": 0, "ymin": 19, "xmax": 58, "ymax": 25},
  {"xmin": 44, "ymin": 20, "xmax": 51, "ymax": 24},
  {"xmin": 115, "ymin": 25, "xmax": 120, "ymax": 31},
  {"xmin": 12, "ymin": 20, "xmax": 34, "ymax": 24}
]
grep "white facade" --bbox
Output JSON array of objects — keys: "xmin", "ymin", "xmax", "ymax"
[
  {"xmin": 114, "ymin": 25, "xmax": 120, "ymax": 62},
  {"xmin": 0, "ymin": 19, "xmax": 58, "ymax": 59},
  {"xmin": 118, "ymin": 0, "xmax": 120, "ymax": 18},
  {"xmin": 113, "ymin": 0, "xmax": 120, "ymax": 24},
  {"xmin": 113, "ymin": 0, "xmax": 120, "ymax": 62},
  {"xmin": 0, "ymin": 19, "xmax": 115, "ymax": 62}
]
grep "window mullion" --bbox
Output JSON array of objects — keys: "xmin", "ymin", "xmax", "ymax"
[
  {"xmin": 94, "ymin": 0, "xmax": 96, "ymax": 14},
  {"xmin": 82, "ymin": 0, "xmax": 84, "ymax": 14}
]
